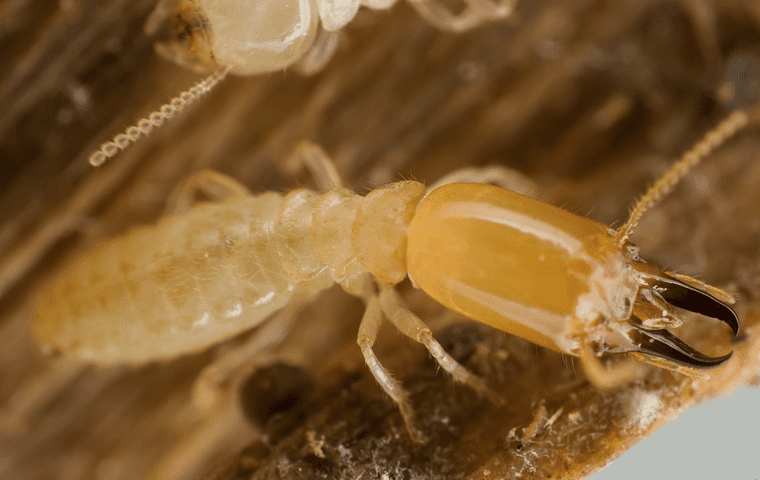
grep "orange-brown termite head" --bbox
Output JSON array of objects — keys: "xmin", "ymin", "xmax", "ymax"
[
  {"xmin": 406, "ymin": 184, "xmax": 739, "ymax": 380},
  {"xmin": 404, "ymin": 111, "xmax": 747, "ymax": 391}
]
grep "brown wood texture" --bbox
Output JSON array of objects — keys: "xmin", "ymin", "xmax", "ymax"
[{"xmin": 1, "ymin": 1, "xmax": 760, "ymax": 479}]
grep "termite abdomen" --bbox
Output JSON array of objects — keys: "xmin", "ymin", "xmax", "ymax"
[{"xmin": 35, "ymin": 194, "xmax": 307, "ymax": 363}]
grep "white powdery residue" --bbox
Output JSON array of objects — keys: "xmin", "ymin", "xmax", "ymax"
[
  {"xmin": 193, "ymin": 312, "xmax": 210, "ymax": 328},
  {"xmin": 254, "ymin": 291, "xmax": 275, "ymax": 307},
  {"xmin": 224, "ymin": 302, "xmax": 243, "ymax": 318},
  {"xmin": 625, "ymin": 390, "xmax": 663, "ymax": 431}
]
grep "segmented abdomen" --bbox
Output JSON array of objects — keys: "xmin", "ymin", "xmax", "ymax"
[{"xmin": 35, "ymin": 191, "xmax": 334, "ymax": 364}]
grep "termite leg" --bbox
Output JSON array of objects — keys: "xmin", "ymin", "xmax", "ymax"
[
  {"xmin": 284, "ymin": 140, "xmax": 344, "ymax": 191},
  {"xmin": 376, "ymin": 282, "xmax": 503, "ymax": 406},
  {"xmin": 357, "ymin": 294, "xmax": 425, "ymax": 442},
  {"xmin": 427, "ymin": 165, "xmax": 537, "ymax": 196},
  {"xmin": 191, "ymin": 302, "xmax": 303, "ymax": 412},
  {"xmin": 294, "ymin": 27, "xmax": 342, "ymax": 76},
  {"xmin": 579, "ymin": 342, "xmax": 646, "ymax": 390},
  {"xmin": 465, "ymin": 0, "xmax": 515, "ymax": 16},
  {"xmin": 165, "ymin": 169, "xmax": 252, "ymax": 214},
  {"xmin": 409, "ymin": 0, "xmax": 514, "ymax": 32}
]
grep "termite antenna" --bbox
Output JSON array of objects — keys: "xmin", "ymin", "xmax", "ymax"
[
  {"xmin": 88, "ymin": 65, "xmax": 232, "ymax": 167},
  {"xmin": 615, "ymin": 110, "xmax": 749, "ymax": 245}
]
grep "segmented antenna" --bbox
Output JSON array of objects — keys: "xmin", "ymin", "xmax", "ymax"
[
  {"xmin": 88, "ymin": 66, "xmax": 232, "ymax": 167},
  {"xmin": 615, "ymin": 110, "xmax": 749, "ymax": 245}
]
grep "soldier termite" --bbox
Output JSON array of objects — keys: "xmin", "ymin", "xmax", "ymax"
[
  {"xmin": 87, "ymin": 0, "xmax": 515, "ymax": 167},
  {"xmin": 35, "ymin": 111, "xmax": 746, "ymax": 442}
]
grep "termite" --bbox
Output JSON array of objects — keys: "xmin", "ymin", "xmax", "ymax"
[
  {"xmin": 157, "ymin": 0, "xmax": 517, "ymax": 74},
  {"xmin": 35, "ymin": 111, "xmax": 745, "ymax": 442},
  {"xmin": 87, "ymin": 0, "xmax": 515, "ymax": 167}
]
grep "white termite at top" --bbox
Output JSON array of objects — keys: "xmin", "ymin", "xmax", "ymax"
[
  {"xmin": 88, "ymin": 0, "xmax": 515, "ymax": 166},
  {"xmin": 171, "ymin": 0, "xmax": 515, "ymax": 75}
]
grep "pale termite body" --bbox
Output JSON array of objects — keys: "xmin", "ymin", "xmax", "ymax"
[
  {"xmin": 37, "ymin": 112, "xmax": 747, "ymax": 441},
  {"xmin": 88, "ymin": 0, "xmax": 516, "ymax": 166}
]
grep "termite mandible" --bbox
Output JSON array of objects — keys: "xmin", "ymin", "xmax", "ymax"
[
  {"xmin": 35, "ymin": 111, "xmax": 745, "ymax": 442},
  {"xmin": 87, "ymin": 0, "xmax": 515, "ymax": 167}
]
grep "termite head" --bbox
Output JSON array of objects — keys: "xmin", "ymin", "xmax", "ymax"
[
  {"xmin": 88, "ymin": 0, "xmax": 324, "ymax": 167},
  {"xmin": 154, "ymin": 0, "xmax": 217, "ymax": 73},
  {"xmin": 596, "ymin": 111, "xmax": 747, "ymax": 372},
  {"xmin": 604, "ymin": 243, "xmax": 740, "ymax": 370},
  {"xmin": 159, "ymin": 0, "xmax": 320, "ymax": 76}
]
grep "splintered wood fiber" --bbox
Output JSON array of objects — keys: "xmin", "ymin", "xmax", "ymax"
[{"xmin": 1, "ymin": 1, "xmax": 760, "ymax": 479}]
